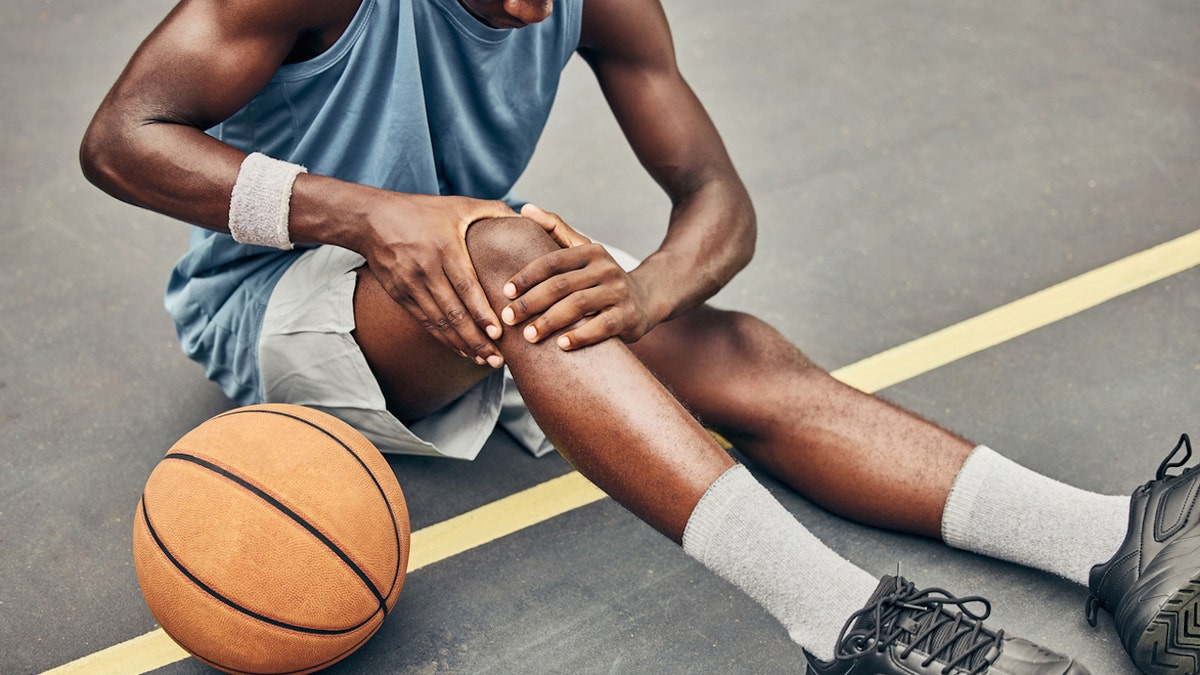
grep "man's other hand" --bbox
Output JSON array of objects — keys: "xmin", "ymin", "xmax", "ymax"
[{"xmin": 501, "ymin": 204, "xmax": 659, "ymax": 351}]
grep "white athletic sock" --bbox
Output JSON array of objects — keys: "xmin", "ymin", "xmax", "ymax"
[
  {"xmin": 941, "ymin": 445, "xmax": 1129, "ymax": 586},
  {"xmin": 681, "ymin": 464, "xmax": 879, "ymax": 662}
]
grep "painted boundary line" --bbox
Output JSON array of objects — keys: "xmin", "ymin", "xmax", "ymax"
[
  {"xmin": 43, "ymin": 228, "xmax": 1200, "ymax": 674},
  {"xmin": 833, "ymin": 229, "xmax": 1200, "ymax": 393}
]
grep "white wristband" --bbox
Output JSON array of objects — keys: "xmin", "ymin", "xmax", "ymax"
[{"xmin": 228, "ymin": 152, "xmax": 307, "ymax": 250}]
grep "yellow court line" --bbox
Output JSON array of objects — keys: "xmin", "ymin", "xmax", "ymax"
[
  {"xmin": 407, "ymin": 471, "xmax": 607, "ymax": 571},
  {"xmin": 42, "ymin": 228, "xmax": 1200, "ymax": 675},
  {"xmin": 42, "ymin": 630, "xmax": 189, "ymax": 675},
  {"xmin": 833, "ymin": 228, "xmax": 1200, "ymax": 393}
]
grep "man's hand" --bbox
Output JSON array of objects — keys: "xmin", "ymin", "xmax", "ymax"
[
  {"xmin": 500, "ymin": 204, "xmax": 660, "ymax": 350},
  {"xmin": 358, "ymin": 194, "xmax": 517, "ymax": 367},
  {"xmin": 522, "ymin": 202, "xmax": 592, "ymax": 249}
]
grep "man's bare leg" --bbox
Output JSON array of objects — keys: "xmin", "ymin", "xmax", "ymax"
[
  {"xmin": 355, "ymin": 216, "xmax": 889, "ymax": 658},
  {"xmin": 630, "ymin": 306, "xmax": 1129, "ymax": 587},
  {"xmin": 465, "ymin": 217, "xmax": 893, "ymax": 658},
  {"xmin": 352, "ymin": 218, "xmax": 1114, "ymax": 667},
  {"xmin": 354, "ymin": 217, "xmax": 733, "ymax": 541},
  {"xmin": 354, "ymin": 219, "xmax": 970, "ymax": 541},
  {"xmin": 465, "ymin": 219, "xmax": 740, "ymax": 541},
  {"xmin": 628, "ymin": 306, "xmax": 972, "ymax": 538}
]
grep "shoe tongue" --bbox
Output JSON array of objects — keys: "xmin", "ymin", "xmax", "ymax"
[
  {"xmin": 866, "ymin": 575, "xmax": 901, "ymax": 606},
  {"xmin": 848, "ymin": 575, "xmax": 902, "ymax": 633}
]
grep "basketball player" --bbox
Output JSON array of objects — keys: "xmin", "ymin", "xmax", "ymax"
[{"xmin": 80, "ymin": 0, "xmax": 1200, "ymax": 672}]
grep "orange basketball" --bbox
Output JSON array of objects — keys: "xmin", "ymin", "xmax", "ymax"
[{"xmin": 132, "ymin": 404, "xmax": 410, "ymax": 674}]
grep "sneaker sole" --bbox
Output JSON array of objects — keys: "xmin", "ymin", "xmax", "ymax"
[{"xmin": 1134, "ymin": 578, "xmax": 1200, "ymax": 674}]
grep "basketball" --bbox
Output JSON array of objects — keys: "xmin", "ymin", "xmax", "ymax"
[{"xmin": 131, "ymin": 404, "xmax": 410, "ymax": 674}]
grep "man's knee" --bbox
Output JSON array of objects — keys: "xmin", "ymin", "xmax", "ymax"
[
  {"xmin": 676, "ymin": 307, "xmax": 823, "ymax": 375},
  {"xmin": 465, "ymin": 216, "xmax": 557, "ymax": 286}
]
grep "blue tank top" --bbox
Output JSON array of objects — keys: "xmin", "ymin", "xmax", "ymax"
[{"xmin": 165, "ymin": 0, "xmax": 582, "ymax": 404}]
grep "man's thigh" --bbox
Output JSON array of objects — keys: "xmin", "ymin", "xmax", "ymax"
[
  {"xmin": 259, "ymin": 244, "xmax": 497, "ymax": 459},
  {"xmin": 352, "ymin": 264, "xmax": 495, "ymax": 423}
]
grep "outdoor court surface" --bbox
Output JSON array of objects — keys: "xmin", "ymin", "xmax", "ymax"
[{"xmin": 4, "ymin": 0, "xmax": 1200, "ymax": 673}]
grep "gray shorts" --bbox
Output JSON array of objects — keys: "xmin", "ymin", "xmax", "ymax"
[{"xmin": 258, "ymin": 243, "xmax": 639, "ymax": 461}]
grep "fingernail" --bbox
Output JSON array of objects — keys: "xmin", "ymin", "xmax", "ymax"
[
  {"xmin": 475, "ymin": 356, "xmax": 486, "ymax": 366},
  {"xmin": 503, "ymin": 282, "xmax": 517, "ymax": 299},
  {"xmin": 557, "ymin": 335, "xmax": 570, "ymax": 349},
  {"xmin": 487, "ymin": 354, "xmax": 504, "ymax": 368},
  {"xmin": 486, "ymin": 324, "xmax": 501, "ymax": 339},
  {"xmin": 524, "ymin": 325, "xmax": 538, "ymax": 342},
  {"xmin": 501, "ymin": 306, "xmax": 515, "ymax": 325}
]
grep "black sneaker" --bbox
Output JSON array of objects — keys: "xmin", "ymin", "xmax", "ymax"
[
  {"xmin": 806, "ymin": 575, "xmax": 1089, "ymax": 675},
  {"xmin": 1087, "ymin": 433, "xmax": 1200, "ymax": 674}
]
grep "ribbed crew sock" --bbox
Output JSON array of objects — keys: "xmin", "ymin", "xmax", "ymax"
[
  {"xmin": 681, "ymin": 464, "xmax": 879, "ymax": 662},
  {"xmin": 941, "ymin": 445, "xmax": 1129, "ymax": 586}
]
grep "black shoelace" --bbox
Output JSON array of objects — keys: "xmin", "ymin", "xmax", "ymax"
[
  {"xmin": 835, "ymin": 577, "xmax": 1003, "ymax": 675},
  {"xmin": 1155, "ymin": 433, "xmax": 1193, "ymax": 482}
]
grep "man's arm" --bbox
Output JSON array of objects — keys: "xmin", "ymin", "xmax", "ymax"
[
  {"xmin": 501, "ymin": 0, "xmax": 756, "ymax": 349},
  {"xmin": 80, "ymin": 0, "xmax": 512, "ymax": 364},
  {"xmin": 580, "ymin": 0, "xmax": 756, "ymax": 310},
  {"xmin": 82, "ymin": 0, "xmax": 341, "ymax": 232}
]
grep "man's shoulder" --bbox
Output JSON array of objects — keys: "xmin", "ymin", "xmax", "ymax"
[
  {"xmin": 286, "ymin": 0, "xmax": 364, "ymax": 63},
  {"xmin": 577, "ymin": 0, "xmax": 673, "ymax": 66},
  {"xmin": 193, "ymin": 0, "xmax": 363, "ymax": 40}
]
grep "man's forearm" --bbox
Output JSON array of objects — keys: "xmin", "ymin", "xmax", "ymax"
[
  {"xmin": 81, "ymin": 114, "xmax": 248, "ymax": 233},
  {"xmin": 81, "ymin": 113, "xmax": 397, "ymax": 255},
  {"xmin": 634, "ymin": 177, "xmax": 757, "ymax": 324}
]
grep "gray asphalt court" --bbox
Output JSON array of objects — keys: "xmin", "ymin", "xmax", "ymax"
[{"xmin": 4, "ymin": 0, "xmax": 1200, "ymax": 673}]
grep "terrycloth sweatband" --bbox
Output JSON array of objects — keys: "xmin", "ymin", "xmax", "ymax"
[{"xmin": 228, "ymin": 152, "xmax": 307, "ymax": 250}]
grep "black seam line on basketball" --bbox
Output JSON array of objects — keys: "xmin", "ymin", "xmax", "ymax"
[
  {"xmin": 208, "ymin": 408, "xmax": 402, "ymax": 600},
  {"xmin": 188, "ymin": 618, "xmax": 381, "ymax": 675},
  {"xmin": 160, "ymin": 602, "xmax": 379, "ymax": 675},
  {"xmin": 214, "ymin": 403, "xmax": 403, "ymax": 598},
  {"xmin": 139, "ymin": 494, "xmax": 380, "ymax": 637},
  {"xmin": 162, "ymin": 452, "xmax": 389, "ymax": 616}
]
